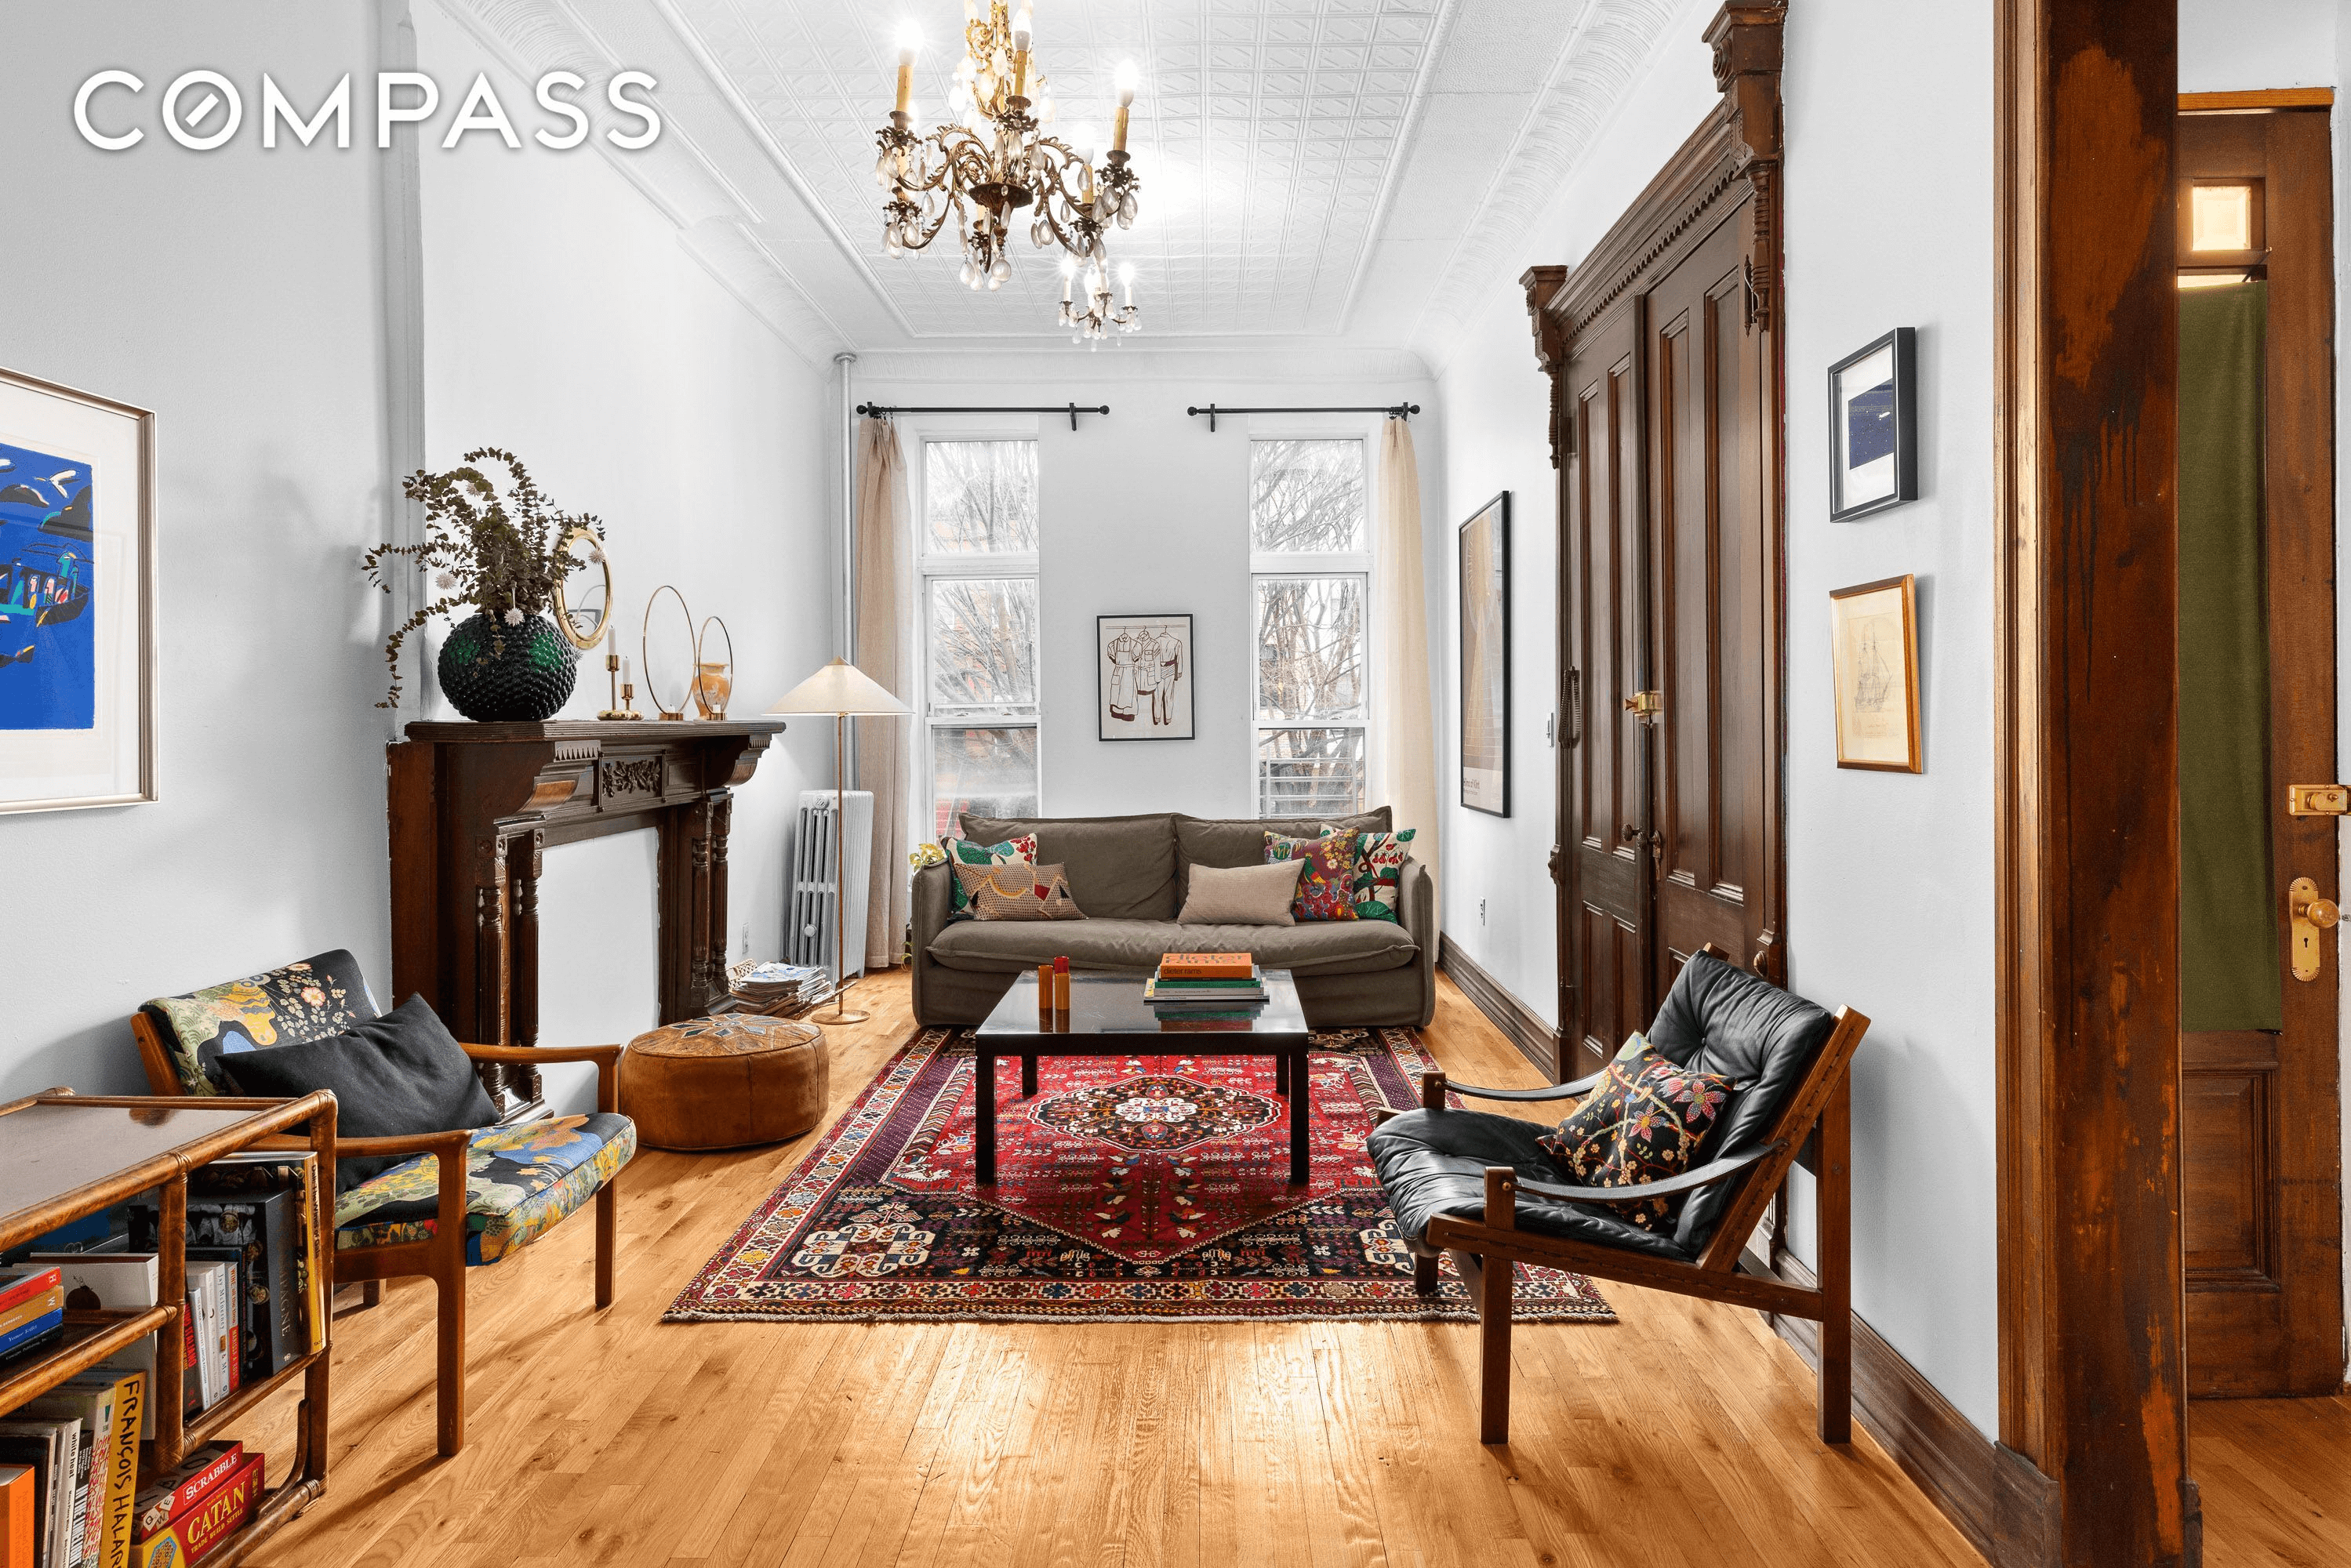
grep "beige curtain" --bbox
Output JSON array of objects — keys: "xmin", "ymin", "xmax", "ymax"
[
  {"xmin": 1373, "ymin": 417, "xmax": 1439, "ymax": 905},
  {"xmin": 853, "ymin": 416, "xmax": 912, "ymax": 970}
]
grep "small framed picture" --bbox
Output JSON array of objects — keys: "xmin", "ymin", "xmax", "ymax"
[
  {"xmin": 1828, "ymin": 575, "xmax": 1921, "ymax": 772},
  {"xmin": 1458, "ymin": 491, "xmax": 1510, "ymax": 816},
  {"xmin": 1098, "ymin": 614, "xmax": 1193, "ymax": 740},
  {"xmin": 1827, "ymin": 328, "xmax": 1917, "ymax": 521},
  {"xmin": 0, "ymin": 365, "xmax": 158, "ymax": 815}
]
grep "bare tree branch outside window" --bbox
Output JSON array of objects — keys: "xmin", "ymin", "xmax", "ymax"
[
  {"xmin": 1251, "ymin": 440, "xmax": 1368, "ymax": 814},
  {"xmin": 923, "ymin": 441, "xmax": 1041, "ymax": 832}
]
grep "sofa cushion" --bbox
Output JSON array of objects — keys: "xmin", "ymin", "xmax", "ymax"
[
  {"xmin": 1176, "ymin": 860, "xmax": 1302, "ymax": 925},
  {"xmin": 943, "ymin": 834, "xmax": 1036, "ymax": 921},
  {"xmin": 954, "ymin": 861, "xmax": 1086, "ymax": 920},
  {"xmin": 1266, "ymin": 831, "xmax": 1364, "ymax": 921},
  {"xmin": 334, "ymin": 1112, "xmax": 637, "ymax": 1266},
  {"xmin": 961, "ymin": 812, "xmax": 1179, "ymax": 920},
  {"xmin": 928, "ymin": 916, "xmax": 1416, "ymax": 977},
  {"xmin": 1173, "ymin": 809, "xmax": 1392, "ymax": 903},
  {"xmin": 1324, "ymin": 825, "xmax": 1416, "ymax": 923}
]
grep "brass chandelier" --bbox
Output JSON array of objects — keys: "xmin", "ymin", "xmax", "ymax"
[{"xmin": 874, "ymin": 4, "xmax": 1143, "ymax": 335}]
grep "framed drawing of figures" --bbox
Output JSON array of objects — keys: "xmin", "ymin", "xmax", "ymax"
[
  {"xmin": 1098, "ymin": 614, "xmax": 1193, "ymax": 740},
  {"xmin": 0, "ymin": 366, "xmax": 157, "ymax": 814},
  {"xmin": 1458, "ymin": 491, "xmax": 1510, "ymax": 815},
  {"xmin": 1828, "ymin": 575, "xmax": 1921, "ymax": 771}
]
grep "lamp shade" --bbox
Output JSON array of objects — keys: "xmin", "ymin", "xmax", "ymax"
[{"xmin": 765, "ymin": 656, "xmax": 911, "ymax": 717}]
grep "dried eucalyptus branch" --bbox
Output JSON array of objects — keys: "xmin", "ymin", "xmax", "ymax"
[{"xmin": 364, "ymin": 448, "xmax": 603, "ymax": 708}]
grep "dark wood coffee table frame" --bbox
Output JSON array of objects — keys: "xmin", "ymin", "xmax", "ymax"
[{"xmin": 972, "ymin": 971, "xmax": 1313, "ymax": 1186}]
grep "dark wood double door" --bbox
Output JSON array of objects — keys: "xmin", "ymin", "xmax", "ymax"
[{"xmin": 1540, "ymin": 128, "xmax": 1784, "ymax": 1083}]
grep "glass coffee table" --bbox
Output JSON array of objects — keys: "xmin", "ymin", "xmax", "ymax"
[{"xmin": 972, "ymin": 969, "xmax": 1313, "ymax": 1185}]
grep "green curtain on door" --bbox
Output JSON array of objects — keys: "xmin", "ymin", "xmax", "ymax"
[{"xmin": 2178, "ymin": 282, "xmax": 2282, "ymax": 1033}]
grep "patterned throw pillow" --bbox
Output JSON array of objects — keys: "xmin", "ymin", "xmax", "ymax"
[
  {"xmin": 1321, "ymin": 824, "xmax": 1415, "ymax": 923},
  {"xmin": 1535, "ymin": 1045, "xmax": 1734, "ymax": 1232},
  {"xmin": 1264, "ymin": 831, "xmax": 1363, "ymax": 921},
  {"xmin": 943, "ymin": 834, "xmax": 1037, "ymax": 921},
  {"xmin": 952, "ymin": 861, "xmax": 1086, "ymax": 920}
]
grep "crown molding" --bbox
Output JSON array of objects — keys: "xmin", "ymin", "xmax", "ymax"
[
  {"xmin": 1409, "ymin": 0, "xmax": 1688, "ymax": 375},
  {"xmin": 849, "ymin": 343, "xmax": 1437, "ymax": 390}
]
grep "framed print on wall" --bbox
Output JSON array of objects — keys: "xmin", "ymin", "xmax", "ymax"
[
  {"xmin": 1828, "ymin": 574, "xmax": 1921, "ymax": 772},
  {"xmin": 1827, "ymin": 327, "xmax": 1917, "ymax": 521},
  {"xmin": 1098, "ymin": 614, "xmax": 1193, "ymax": 740},
  {"xmin": 0, "ymin": 365, "xmax": 157, "ymax": 815},
  {"xmin": 1458, "ymin": 490, "xmax": 1511, "ymax": 815}
]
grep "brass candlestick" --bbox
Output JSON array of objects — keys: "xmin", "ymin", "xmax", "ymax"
[{"xmin": 598, "ymin": 652, "xmax": 641, "ymax": 720}]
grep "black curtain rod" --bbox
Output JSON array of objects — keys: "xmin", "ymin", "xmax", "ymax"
[
  {"xmin": 1186, "ymin": 402, "xmax": 1419, "ymax": 432},
  {"xmin": 856, "ymin": 401, "xmax": 1109, "ymax": 430}
]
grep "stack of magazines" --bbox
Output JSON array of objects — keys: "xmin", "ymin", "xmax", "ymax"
[
  {"xmin": 729, "ymin": 960, "xmax": 831, "ymax": 1015},
  {"xmin": 1144, "ymin": 953, "xmax": 1267, "ymax": 1026}
]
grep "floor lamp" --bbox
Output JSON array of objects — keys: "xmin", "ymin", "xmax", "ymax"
[{"xmin": 767, "ymin": 657, "xmax": 910, "ymax": 1025}]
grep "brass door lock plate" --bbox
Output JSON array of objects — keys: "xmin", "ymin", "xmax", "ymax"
[
  {"xmin": 2288, "ymin": 784, "xmax": 2350, "ymax": 816},
  {"xmin": 2290, "ymin": 876, "xmax": 2340, "ymax": 982}
]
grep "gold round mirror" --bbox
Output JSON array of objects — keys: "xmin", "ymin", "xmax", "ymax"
[{"xmin": 553, "ymin": 526, "xmax": 612, "ymax": 651}]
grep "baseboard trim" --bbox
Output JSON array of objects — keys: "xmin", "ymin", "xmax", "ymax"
[
  {"xmin": 1768, "ymin": 1253, "xmax": 2056, "ymax": 1566},
  {"xmin": 1435, "ymin": 933, "xmax": 1557, "ymax": 1079}
]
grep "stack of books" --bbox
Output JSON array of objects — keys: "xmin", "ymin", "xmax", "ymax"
[
  {"xmin": 1145, "ymin": 953, "xmax": 1268, "ymax": 1027},
  {"xmin": 0, "ymin": 1266, "xmax": 64, "ymax": 1365},
  {"xmin": 4, "ymin": 1364, "xmax": 144, "ymax": 1568},
  {"xmin": 729, "ymin": 960, "xmax": 831, "ymax": 1016}
]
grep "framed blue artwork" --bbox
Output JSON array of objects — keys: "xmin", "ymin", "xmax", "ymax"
[
  {"xmin": 0, "ymin": 366, "xmax": 156, "ymax": 813},
  {"xmin": 1827, "ymin": 327, "xmax": 1917, "ymax": 521}
]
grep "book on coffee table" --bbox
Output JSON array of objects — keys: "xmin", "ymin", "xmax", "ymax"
[{"xmin": 1157, "ymin": 953, "xmax": 1258, "ymax": 982}]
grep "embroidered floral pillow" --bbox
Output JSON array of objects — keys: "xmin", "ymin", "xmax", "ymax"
[
  {"xmin": 952, "ymin": 861, "xmax": 1086, "ymax": 920},
  {"xmin": 1264, "ymin": 831, "xmax": 1363, "ymax": 922},
  {"xmin": 1535, "ymin": 1046, "xmax": 1733, "ymax": 1232},
  {"xmin": 943, "ymin": 834, "xmax": 1037, "ymax": 921},
  {"xmin": 1321, "ymin": 824, "xmax": 1415, "ymax": 923}
]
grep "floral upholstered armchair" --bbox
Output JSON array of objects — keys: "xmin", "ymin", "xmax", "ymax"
[{"xmin": 132, "ymin": 949, "xmax": 634, "ymax": 1457}]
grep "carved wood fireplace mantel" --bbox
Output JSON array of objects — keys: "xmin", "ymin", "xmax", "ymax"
[{"xmin": 387, "ymin": 719, "xmax": 787, "ymax": 1112}]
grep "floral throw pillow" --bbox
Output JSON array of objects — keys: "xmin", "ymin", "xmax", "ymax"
[
  {"xmin": 943, "ymin": 834, "xmax": 1037, "ymax": 921},
  {"xmin": 1264, "ymin": 831, "xmax": 1362, "ymax": 921},
  {"xmin": 1535, "ymin": 1045, "xmax": 1734, "ymax": 1232},
  {"xmin": 1321, "ymin": 824, "xmax": 1415, "ymax": 923}
]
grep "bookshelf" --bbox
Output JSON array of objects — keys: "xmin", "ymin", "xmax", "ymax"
[{"xmin": 0, "ymin": 1087, "xmax": 336, "ymax": 1566}]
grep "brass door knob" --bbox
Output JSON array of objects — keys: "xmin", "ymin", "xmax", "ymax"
[{"xmin": 2309, "ymin": 898, "xmax": 2341, "ymax": 930}]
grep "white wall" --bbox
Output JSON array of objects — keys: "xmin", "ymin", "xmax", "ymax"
[
  {"xmin": 0, "ymin": 1, "xmax": 838, "ymax": 1108},
  {"xmin": 1431, "ymin": 4, "xmax": 1723, "ymax": 1022},
  {"xmin": 0, "ymin": 2, "xmax": 395, "ymax": 1098},
  {"xmin": 2182, "ymin": 0, "xmax": 2336, "ymax": 90},
  {"xmin": 1780, "ymin": 0, "xmax": 2000, "ymax": 1436},
  {"xmin": 414, "ymin": 4, "xmax": 838, "ymax": 1098},
  {"xmin": 857, "ymin": 353, "xmax": 1442, "ymax": 840},
  {"xmin": 1427, "ymin": 0, "xmax": 2003, "ymax": 1435}
]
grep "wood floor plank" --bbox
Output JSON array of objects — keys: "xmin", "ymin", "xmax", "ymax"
[{"xmin": 240, "ymin": 971, "xmax": 1997, "ymax": 1568}]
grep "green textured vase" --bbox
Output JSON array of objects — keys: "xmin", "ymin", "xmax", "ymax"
[{"xmin": 437, "ymin": 610, "xmax": 577, "ymax": 722}]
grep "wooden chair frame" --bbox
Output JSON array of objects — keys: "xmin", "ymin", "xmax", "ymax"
[
  {"xmin": 133, "ymin": 1015, "xmax": 623, "ymax": 1457},
  {"xmin": 1412, "ymin": 959, "xmax": 1868, "ymax": 1446}
]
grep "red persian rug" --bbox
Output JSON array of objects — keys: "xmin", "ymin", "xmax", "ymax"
[{"xmin": 665, "ymin": 1025, "xmax": 1614, "ymax": 1325}]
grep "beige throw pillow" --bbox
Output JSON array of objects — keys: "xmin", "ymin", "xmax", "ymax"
[
  {"xmin": 1177, "ymin": 859, "xmax": 1304, "ymax": 926},
  {"xmin": 954, "ymin": 861, "xmax": 1086, "ymax": 920}
]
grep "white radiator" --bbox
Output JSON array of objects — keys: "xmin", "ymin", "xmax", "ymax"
[{"xmin": 789, "ymin": 789, "xmax": 874, "ymax": 985}]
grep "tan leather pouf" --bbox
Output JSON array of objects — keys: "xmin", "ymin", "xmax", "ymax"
[{"xmin": 620, "ymin": 1014, "xmax": 830, "ymax": 1151}]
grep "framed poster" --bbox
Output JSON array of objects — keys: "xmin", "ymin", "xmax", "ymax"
[
  {"xmin": 1098, "ymin": 613, "xmax": 1192, "ymax": 740},
  {"xmin": 0, "ymin": 366, "xmax": 157, "ymax": 814},
  {"xmin": 1827, "ymin": 327, "xmax": 1917, "ymax": 521},
  {"xmin": 1458, "ymin": 491, "xmax": 1511, "ymax": 815},
  {"xmin": 1828, "ymin": 574, "xmax": 1921, "ymax": 772}
]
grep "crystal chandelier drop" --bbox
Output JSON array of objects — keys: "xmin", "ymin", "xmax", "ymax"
[{"xmin": 874, "ymin": 5, "xmax": 1143, "ymax": 332}]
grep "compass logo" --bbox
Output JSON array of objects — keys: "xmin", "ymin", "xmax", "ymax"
[{"xmin": 73, "ymin": 69, "xmax": 661, "ymax": 152}]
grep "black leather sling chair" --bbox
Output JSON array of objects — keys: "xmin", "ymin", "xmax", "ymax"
[{"xmin": 1368, "ymin": 946, "xmax": 1870, "ymax": 1443}]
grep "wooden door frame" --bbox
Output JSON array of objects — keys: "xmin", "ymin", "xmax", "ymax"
[
  {"xmin": 1993, "ymin": 1, "xmax": 2190, "ymax": 1564},
  {"xmin": 1529, "ymin": 1, "xmax": 1789, "ymax": 1083}
]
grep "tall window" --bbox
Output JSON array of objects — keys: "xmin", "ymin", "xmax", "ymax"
[
  {"xmin": 921, "ymin": 439, "xmax": 1039, "ymax": 836},
  {"xmin": 1251, "ymin": 437, "xmax": 1369, "ymax": 815}
]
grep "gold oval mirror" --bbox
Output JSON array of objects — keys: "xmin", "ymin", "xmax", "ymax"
[
  {"xmin": 641, "ymin": 584, "xmax": 696, "ymax": 720},
  {"xmin": 553, "ymin": 526, "xmax": 612, "ymax": 651}
]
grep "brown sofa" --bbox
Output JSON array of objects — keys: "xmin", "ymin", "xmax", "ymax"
[{"xmin": 910, "ymin": 809, "xmax": 1436, "ymax": 1029}]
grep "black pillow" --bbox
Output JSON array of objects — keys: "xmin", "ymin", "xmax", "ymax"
[{"xmin": 220, "ymin": 994, "xmax": 500, "ymax": 1191}]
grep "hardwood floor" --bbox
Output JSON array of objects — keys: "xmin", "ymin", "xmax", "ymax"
[
  {"xmin": 2197, "ymin": 1392, "xmax": 2351, "ymax": 1566},
  {"xmin": 241, "ymin": 971, "xmax": 1986, "ymax": 1568}
]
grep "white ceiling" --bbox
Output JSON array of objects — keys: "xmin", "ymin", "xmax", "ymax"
[{"xmin": 441, "ymin": 0, "xmax": 1690, "ymax": 364}]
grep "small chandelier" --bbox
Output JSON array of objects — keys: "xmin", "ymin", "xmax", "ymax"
[
  {"xmin": 874, "ymin": 5, "xmax": 1142, "ymax": 329},
  {"xmin": 1060, "ymin": 256, "xmax": 1139, "ymax": 344}
]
